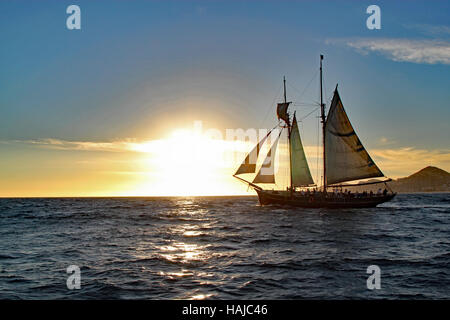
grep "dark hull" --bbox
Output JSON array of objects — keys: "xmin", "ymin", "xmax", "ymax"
[{"xmin": 255, "ymin": 189, "xmax": 396, "ymax": 208}]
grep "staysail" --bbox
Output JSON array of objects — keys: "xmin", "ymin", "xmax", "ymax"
[
  {"xmin": 234, "ymin": 129, "xmax": 273, "ymax": 175},
  {"xmin": 252, "ymin": 130, "xmax": 283, "ymax": 184},
  {"xmin": 290, "ymin": 114, "xmax": 314, "ymax": 186},
  {"xmin": 325, "ymin": 89, "xmax": 384, "ymax": 185}
]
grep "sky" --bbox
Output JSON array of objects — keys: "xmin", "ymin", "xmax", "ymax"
[{"xmin": 0, "ymin": 0, "xmax": 449, "ymax": 196}]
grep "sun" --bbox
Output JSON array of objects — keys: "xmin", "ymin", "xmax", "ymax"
[{"xmin": 134, "ymin": 128, "xmax": 245, "ymax": 196}]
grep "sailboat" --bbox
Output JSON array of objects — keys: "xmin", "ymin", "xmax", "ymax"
[{"xmin": 233, "ymin": 55, "xmax": 396, "ymax": 208}]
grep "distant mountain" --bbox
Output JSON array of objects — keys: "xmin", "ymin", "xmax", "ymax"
[
  {"xmin": 389, "ymin": 166, "xmax": 450, "ymax": 193},
  {"xmin": 347, "ymin": 166, "xmax": 450, "ymax": 193}
]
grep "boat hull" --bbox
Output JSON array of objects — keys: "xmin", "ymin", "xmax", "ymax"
[{"xmin": 255, "ymin": 189, "xmax": 396, "ymax": 208}]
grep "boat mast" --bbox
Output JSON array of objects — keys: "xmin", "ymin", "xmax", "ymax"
[
  {"xmin": 284, "ymin": 76, "xmax": 293, "ymax": 192},
  {"xmin": 320, "ymin": 55, "xmax": 327, "ymax": 191}
]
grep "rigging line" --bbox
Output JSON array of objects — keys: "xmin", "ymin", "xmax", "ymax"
[
  {"xmin": 292, "ymin": 102, "xmax": 318, "ymax": 107},
  {"xmin": 287, "ymin": 70, "xmax": 319, "ymax": 102},
  {"xmin": 294, "ymin": 102, "xmax": 321, "ymax": 113},
  {"xmin": 259, "ymin": 83, "xmax": 283, "ymax": 130},
  {"xmin": 316, "ymin": 109, "xmax": 320, "ymax": 186},
  {"xmin": 286, "ymin": 128, "xmax": 289, "ymax": 190},
  {"xmin": 298, "ymin": 106, "xmax": 320, "ymax": 122},
  {"xmin": 326, "ymin": 96, "xmax": 333, "ymax": 107},
  {"xmin": 326, "ymin": 89, "xmax": 334, "ymax": 105},
  {"xmin": 327, "ymin": 89, "xmax": 334, "ymax": 100},
  {"xmin": 293, "ymin": 101, "xmax": 317, "ymax": 104},
  {"xmin": 323, "ymin": 68, "xmax": 327, "ymax": 110}
]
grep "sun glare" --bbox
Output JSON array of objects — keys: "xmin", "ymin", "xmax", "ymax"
[{"xmin": 132, "ymin": 128, "xmax": 244, "ymax": 196}]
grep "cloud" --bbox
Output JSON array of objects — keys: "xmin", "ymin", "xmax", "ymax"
[
  {"xmin": 327, "ymin": 38, "xmax": 450, "ymax": 65},
  {"xmin": 403, "ymin": 24, "xmax": 450, "ymax": 37},
  {"xmin": 378, "ymin": 136, "xmax": 396, "ymax": 146},
  {"xmin": 2, "ymin": 138, "xmax": 162, "ymax": 153}
]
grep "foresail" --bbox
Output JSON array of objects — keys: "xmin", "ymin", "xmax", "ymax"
[
  {"xmin": 234, "ymin": 129, "xmax": 273, "ymax": 175},
  {"xmin": 290, "ymin": 114, "xmax": 314, "ymax": 186},
  {"xmin": 252, "ymin": 130, "xmax": 282, "ymax": 184},
  {"xmin": 325, "ymin": 89, "xmax": 384, "ymax": 185}
]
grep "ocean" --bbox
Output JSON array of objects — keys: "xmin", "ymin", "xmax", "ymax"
[{"xmin": 0, "ymin": 193, "xmax": 449, "ymax": 299}]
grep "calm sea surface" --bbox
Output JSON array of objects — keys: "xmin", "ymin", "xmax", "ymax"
[{"xmin": 0, "ymin": 193, "xmax": 449, "ymax": 299}]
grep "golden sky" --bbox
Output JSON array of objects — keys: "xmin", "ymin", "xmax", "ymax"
[{"xmin": 1, "ymin": 123, "xmax": 449, "ymax": 197}]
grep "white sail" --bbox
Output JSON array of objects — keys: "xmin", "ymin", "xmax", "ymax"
[
  {"xmin": 290, "ymin": 114, "xmax": 314, "ymax": 186},
  {"xmin": 234, "ymin": 129, "xmax": 273, "ymax": 175},
  {"xmin": 325, "ymin": 89, "xmax": 384, "ymax": 185},
  {"xmin": 252, "ymin": 131, "xmax": 282, "ymax": 184}
]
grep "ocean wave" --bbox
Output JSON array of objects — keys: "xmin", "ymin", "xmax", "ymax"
[{"xmin": 1, "ymin": 194, "xmax": 449, "ymax": 299}]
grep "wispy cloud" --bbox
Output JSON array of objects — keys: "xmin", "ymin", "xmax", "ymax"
[
  {"xmin": 403, "ymin": 24, "xmax": 450, "ymax": 37},
  {"xmin": 327, "ymin": 38, "xmax": 450, "ymax": 65},
  {"xmin": 1, "ymin": 138, "xmax": 162, "ymax": 153},
  {"xmin": 378, "ymin": 136, "xmax": 396, "ymax": 146},
  {"xmin": 1, "ymin": 135, "xmax": 265, "ymax": 154}
]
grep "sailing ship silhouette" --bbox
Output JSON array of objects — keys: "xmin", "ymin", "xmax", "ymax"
[{"xmin": 234, "ymin": 55, "xmax": 396, "ymax": 208}]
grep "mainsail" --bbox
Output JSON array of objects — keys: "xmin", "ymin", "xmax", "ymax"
[
  {"xmin": 252, "ymin": 130, "xmax": 283, "ymax": 184},
  {"xmin": 234, "ymin": 129, "xmax": 273, "ymax": 175},
  {"xmin": 325, "ymin": 89, "xmax": 384, "ymax": 185},
  {"xmin": 290, "ymin": 114, "xmax": 314, "ymax": 186}
]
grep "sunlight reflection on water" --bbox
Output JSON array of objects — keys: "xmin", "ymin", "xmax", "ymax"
[
  {"xmin": 1, "ymin": 194, "xmax": 449, "ymax": 299},
  {"xmin": 159, "ymin": 242, "xmax": 210, "ymax": 264},
  {"xmin": 191, "ymin": 293, "xmax": 214, "ymax": 300}
]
